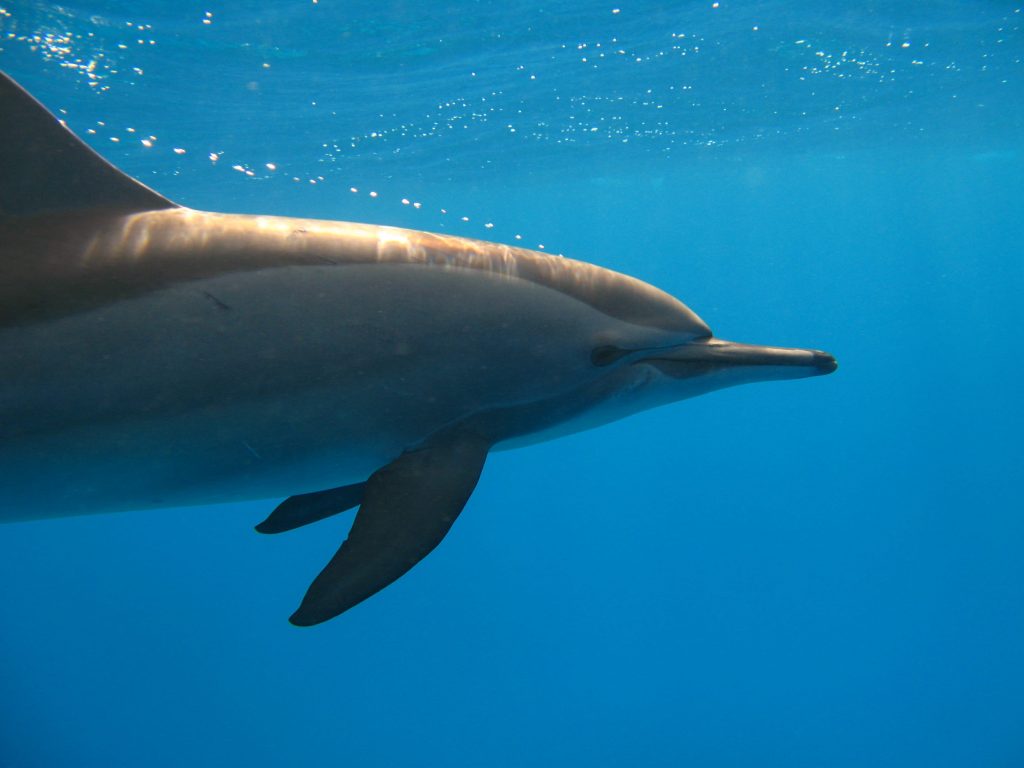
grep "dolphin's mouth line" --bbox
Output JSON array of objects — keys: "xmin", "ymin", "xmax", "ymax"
[
  {"xmin": 644, "ymin": 341, "xmax": 838, "ymax": 378},
  {"xmin": 594, "ymin": 339, "xmax": 837, "ymax": 375},
  {"xmin": 590, "ymin": 338, "xmax": 713, "ymax": 367}
]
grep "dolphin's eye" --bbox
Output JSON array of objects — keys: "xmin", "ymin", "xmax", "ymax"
[{"xmin": 590, "ymin": 345, "xmax": 629, "ymax": 367}]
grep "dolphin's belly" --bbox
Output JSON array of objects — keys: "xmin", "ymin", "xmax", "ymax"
[{"xmin": 0, "ymin": 263, "xmax": 604, "ymax": 519}]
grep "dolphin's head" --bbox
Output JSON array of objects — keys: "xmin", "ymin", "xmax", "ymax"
[
  {"xmin": 568, "ymin": 267, "xmax": 836, "ymax": 413},
  {"xmin": 568, "ymin": 261, "xmax": 836, "ymax": 403},
  {"xmin": 494, "ymin": 292, "xmax": 836, "ymax": 450}
]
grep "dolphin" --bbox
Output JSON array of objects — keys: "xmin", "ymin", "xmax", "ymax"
[{"xmin": 0, "ymin": 72, "xmax": 836, "ymax": 625}]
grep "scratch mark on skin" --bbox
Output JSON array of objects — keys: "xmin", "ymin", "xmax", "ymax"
[{"xmin": 201, "ymin": 290, "xmax": 232, "ymax": 311}]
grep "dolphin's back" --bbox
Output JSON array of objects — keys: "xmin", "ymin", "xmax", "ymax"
[{"xmin": 0, "ymin": 73, "xmax": 712, "ymax": 340}]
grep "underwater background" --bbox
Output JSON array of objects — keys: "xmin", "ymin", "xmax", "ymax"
[{"xmin": 1, "ymin": 2, "xmax": 1022, "ymax": 766}]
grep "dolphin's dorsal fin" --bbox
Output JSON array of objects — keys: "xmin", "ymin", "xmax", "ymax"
[
  {"xmin": 0, "ymin": 72, "xmax": 176, "ymax": 216},
  {"xmin": 289, "ymin": 433, "xmax": 491, "ymax": 626},
  {"xmin": 255, "ymin": 482, "xmax": 367, "ymax": 534}
]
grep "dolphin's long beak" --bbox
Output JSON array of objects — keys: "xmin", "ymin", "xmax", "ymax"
[{"xmin": 645, "ymin": 338, "xmax": 838, "ymax": 381}]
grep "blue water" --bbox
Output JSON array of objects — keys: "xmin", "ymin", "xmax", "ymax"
[{"xmin": 2, "ymin": 2, "xmax": 1022, "ymax": 766}]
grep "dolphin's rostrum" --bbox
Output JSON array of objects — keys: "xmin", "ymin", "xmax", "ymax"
[{"xmin": 0, "ymin": 72, "xmax": 836, "ymax": 625}]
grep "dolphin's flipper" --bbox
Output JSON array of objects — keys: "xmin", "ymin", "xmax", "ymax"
[
  {"xmin": 0, "ymin": 72, "xmax": 176, "ymax": 216},
  {"xmin": 289, "ymin": 434, "xmax": 491, "ymax": 626},
  {"xmin": 255, "ymin": 483, "xmax": 367, "ymax": 534}
]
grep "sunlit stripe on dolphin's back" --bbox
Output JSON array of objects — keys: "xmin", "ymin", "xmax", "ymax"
[{"xmin": 2, "ymin": 205, "xmax": 711, "ymax": 337}]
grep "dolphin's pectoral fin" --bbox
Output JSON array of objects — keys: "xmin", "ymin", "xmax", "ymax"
[
  {"xmin": 255, "ymin": 482, "xmax": 366, "ymax": 534},
  {"xmin": 289, "ymin": 433, "xmax": 491, "ymax": 626}
]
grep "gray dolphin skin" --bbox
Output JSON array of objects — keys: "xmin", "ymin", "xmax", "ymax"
[{"xmin": 0, "ymin": 72, "xmax": 836, "ymax": 625}]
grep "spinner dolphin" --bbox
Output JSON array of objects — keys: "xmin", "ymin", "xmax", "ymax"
[{"xmin": 0, "ymin": 72, "xmax": 836, "ymax": 625}]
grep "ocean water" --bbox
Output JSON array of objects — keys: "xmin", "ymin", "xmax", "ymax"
[{"xmin": 1, "ymin": 2, "xmax": 1022, "ymax": 766}]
